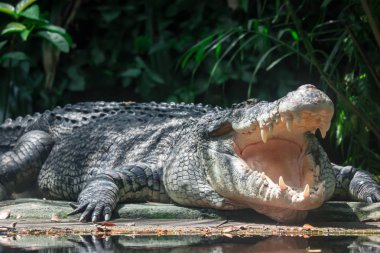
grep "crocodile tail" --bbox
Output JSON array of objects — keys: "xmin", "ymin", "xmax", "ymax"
[{"xmin": 0, "ymin": 113, "xmax": 42, "ymax": 153}]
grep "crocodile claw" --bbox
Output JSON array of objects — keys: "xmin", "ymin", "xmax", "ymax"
[
  {"xmin": 68, "ymin": 202, "xmax": 88, "ymax": 215},
  {"xmin": 67, "ymin": 177, "xmax": 119, "ymax": 222},
  {"xmin": 366, "ymin": 197, "xmax": 373, "ymax": 204},
  {"xmin": 68, "ymin": 202, "xmax": 92, "ymax": 222},
  {"xmin": 68, "ymin": 200, "xmax": 114, "ymax": 222},
  {"xmin": 364, "ymin": 187, "xmax": 380, "ymax": 203},
  {"xmin": 357, "ymin": 184, "xmax": 380, "ymax": 204}
]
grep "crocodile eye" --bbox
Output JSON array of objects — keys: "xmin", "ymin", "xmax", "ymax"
[
  {"xmin": 208, "ymin": 122, "xmax": 233, "ymax": 137},
  {"xmin": 232, "ymin": 98, "xmax": 260, "ymax": 109}
]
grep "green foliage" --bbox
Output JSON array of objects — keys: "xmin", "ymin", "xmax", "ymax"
[
  {"xmin": 0, "ymin": 0, "xmax": 72, "ymax": 120},
  {"xmin": 0, "ymin": 51, "xmax": 28, "ymax": 62},
  {"xmin": 181, "ymin": 0, "xmax": 380, "ymax": 172},
  {"xmin": 0, "ymin": 0, "xmax": 378, "ymax": 172},
  {"xmin": 0, "ymin": 0, "xmax": 72, "ymax": 49}
]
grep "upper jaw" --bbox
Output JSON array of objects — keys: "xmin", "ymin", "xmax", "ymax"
[
  {"xmin": 231, "ymin": 84, "xmax": 334, "ymax": 144},
  {"xmin": 232, "ymin": 92, "xmax": 334, "ymax": 156}
]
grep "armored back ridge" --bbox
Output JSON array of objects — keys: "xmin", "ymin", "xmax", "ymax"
[{"xmin": 0, "ymin": 85, "xmax": 379, "ymax": 223}]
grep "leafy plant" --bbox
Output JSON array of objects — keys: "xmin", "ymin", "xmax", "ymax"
[
  {"xmin": 0, "ymin": 0, "xmax": 71, "ymax": 51},
  {"xmin": 0, "ymin": 0, "xmax": 378, "ymax": 173},
  {"xmin": 181, "ymin": 0, "xmax": 380, "ymax": 172},
  {"xmin": 0, "ymin": 0, "xmax": 72, "ymax": 120}
]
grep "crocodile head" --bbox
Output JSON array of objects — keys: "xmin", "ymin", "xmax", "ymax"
[{"xmin": 204, "ymin": 84, "xmax": 335, "ymax": 223}]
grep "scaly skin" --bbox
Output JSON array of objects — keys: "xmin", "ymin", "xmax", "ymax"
[{"xmin": 0, "ymin": 84, "xmax": 379, "ymax": 223}]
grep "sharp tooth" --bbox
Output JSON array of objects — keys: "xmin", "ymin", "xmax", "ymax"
[
  {"xmin": 281, "ymin": 115, "xmax": 286, "ymax": 122},
  {"xmin": 260, "ymin": 172, "xmax": 266, "ymax": 179},
  {"xmin": 320, "ymin": 127, "xmax": 327, "ymax": 138},
  {"xmin": 260, "ymin": 128, "xmax": 268, "ymax": 143},
  {"xmin": 278, "ymin": 176, "xmax": 288, "ymax": 191},
  {"xmin": 311, "ymin": 129, "xmax": 316, "ymax": 135},
  {"xmin": 286, "ymin": 118, "xmax": 292, "ymax": 132},
  {"xmin": 303, "ymin": 184, "xmax": 310, "ymax": 198},
  {"xmin": 265, "ymin": 175, "xmax": 274, "ymax": 185}
]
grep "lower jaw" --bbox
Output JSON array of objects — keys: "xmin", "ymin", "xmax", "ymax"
[{"xmin": 252, "ymin": 205, "xmax": 309, "ymax": 223}]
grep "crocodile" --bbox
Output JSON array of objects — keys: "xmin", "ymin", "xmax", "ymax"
[{"xmin": 0, "ymin": 84, "xmax": 379, "ymax": 223}]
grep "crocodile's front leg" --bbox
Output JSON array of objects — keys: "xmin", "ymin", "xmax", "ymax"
[
  {"xmin": 0, "ymin": 130, "xmax": 54, "ymax": 199},
  {"xmin": 332, "ymin": 163, "xmax": 380, "ymax": 202},
  {"xmin": 68, "ymin": 173, "xmax": 119, "ymax": 222},
  {"xmin": 69, "ymin": 164, "xmax": 166, "ymax": 222}
]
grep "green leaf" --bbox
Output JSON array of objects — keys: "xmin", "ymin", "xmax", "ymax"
[
  {"xmin": 321, "ymin": 0, "xmax": 332, "ymax": 8},
  {"xmin": 0, "ymin": 51, "xmax": 29, "ymax": 62},
  {"xmin": 209, "ymin": 33, "xmax": 248, "ymax": 80},
  {"xmin": 180, "ymin": 33, "xmax": 215, "ymax": 69},
  {"xmin": 147, "ymin": 71, "xmax": 164, "ymax": 84},
  {"xmin": 135, "ymin": 56, "xmax": 148, "ymax": 69},
  {"xmin": 195, "ymin": 47, "xmax": 205, "ymax": 64},
  {"xmin": 39, "ymin": 24, "xmax": 66, "ymax": 34},
  {"xmin": 0, "ymin": 40, "xmax": 7, "ymax": 50},
  {"xmin": 180, "ymin": 46, "xmax": 197, "ymax": 69},
  {"xmin": 120, "ymin": 68, "xmax": 141, "ymax": 78},
  {"xmin": 241, "ymin": 0, "xmax": 249, "ymax": 12},
  {"xmin": 15, "ymin": 0, "xmax": 37, "ymax": 14},
  {"xmin": 278, "ymin": 29, "xmax": 299, "ymax": 42},
  {"xmin": 148, "ymin": 41, "xmax": 166, "ymax": 54},
  {"xmin": 20, "ymin": 28, "xmax": 31, "ymax": 41},
  {"xmin": 359, "ymin": 73, "xmax": 367, "ymax": 80},
  {"xmin": 247, "ymin": 45, "xmax": 280, "ymax": 95},
  {"xmin": 194, "ymin": 36, "xmax": 212, "ymax": 64},
  {"xmin": 19, "ymin": 4, "xmax": 39, "ymax": 20},
  {"xmin": 97, "ymin": 6, "xmax": 121, "ymax": 22},
  {"xmin": 0, "ymin": 2, "xmax": 15, "ymax": 16},
  {"xmin": 215, "ymin": 43, "xmax": 222, "ymax": 59},
  {"xmin": 1, "ymin": 22, "xmax": 26, "ymax": 35},
  {"xmin": 258, "ymin": 25, "xmax": 269, "ymax": 35},
  {"xmin": 323, "ymin": 32, "xmax": 346, "ymax": 74},
  {"xmin": 265, "ymin": 52, "xmax": 294, "ymax": 71},
  {"xmin": 39, "ymin": 24, "xmax": 73, "ymax": 45},
  {"xmin": 247, "ymin": 19, "xmax": 258, "ymax": 31},
  {"xmin": 290, "ymin": 30, "xmax": 299, "ymax": 41},
  {"xmin": 227, "ymin": 34, "xmax": 258, "ymax": 64},
  {"xmin": 36, "ymin": 31, "xmax": 70, "ymax": 53},
  {"xmin": 134, "ymin": 57, "xmax": 164, "ymax": 84}
]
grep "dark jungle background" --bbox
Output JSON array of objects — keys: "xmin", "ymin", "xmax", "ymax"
[{"xmin": 0, "ymin": 0, "xmax": 379, "ymax": 175}]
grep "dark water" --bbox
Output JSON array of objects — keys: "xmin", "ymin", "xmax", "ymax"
[{"xmin": 0, "ymin": 235, "xmax": 379, "ymax": 253}]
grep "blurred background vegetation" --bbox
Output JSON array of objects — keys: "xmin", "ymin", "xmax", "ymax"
[{"xmin": 0, "ymin": 0, "xmax": 379, "ymax": 174}]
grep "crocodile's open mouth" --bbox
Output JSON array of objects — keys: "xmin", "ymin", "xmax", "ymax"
[
  {"xmin": 206, "ymin": 85, "xmax": 335, "ymax": 222},
  {"xmin": 232, "ymin": 103, "xmax": 333, "ymax": 213}
]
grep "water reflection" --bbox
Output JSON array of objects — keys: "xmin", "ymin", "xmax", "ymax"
[{"xmin": 0, "ymin": 234, "xmax": 379, "ymax": 252}]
